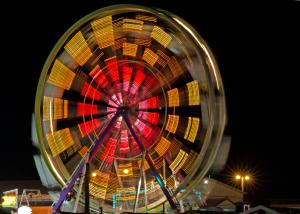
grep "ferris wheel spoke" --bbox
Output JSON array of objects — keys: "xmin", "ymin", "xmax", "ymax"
[
  {"xmin": 136, "ymin": 111, "xmax": 161, "ymax": 126},
  {"xmin": 124, "ymin": 113, "xmax": 159, "ymax": 148},
  {"xmin": 133, "ymin": 152, "xmax": 145, "ymax": 212},
  {"xmin": 88, "ymin": 110, "xmax": 122, "ymax": 162},
  {"xmin": 78, "ymin": 64, "xmax": 124, "ymax": 108},
  {"xmin": 119, "ymin": 61, "xmax": 133, "ymax": 105},
  {"xmin": 132, "ymin": 86, "xmax": 163, "ymax": 107}
]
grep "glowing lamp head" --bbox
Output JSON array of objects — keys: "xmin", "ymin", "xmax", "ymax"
[
  {"xmin": 204, "ymin": 179, "xmax": 208, "ymax": 184},
  {"xmin": 235, "ymin": 175, "xmax": 241, "ymax": 180},
  {"xmin": 245, "ymin": 175, "xmax": 250, "ymax": 180},
  {"xmin": 18, "ymin": 206, "xmax": 32, "ymax": 214},
  {"xmin": 123, "ymin": 169, "xmax": 129, "ymax": 174},
  {"xmin": 91, "ymin": 172, "xmax": 97, "ymax": 177}
]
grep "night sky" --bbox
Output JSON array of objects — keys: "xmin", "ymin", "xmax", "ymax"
[{"xmin": 0, "ymin": 1, "xmax": 298, "ymax": 205}]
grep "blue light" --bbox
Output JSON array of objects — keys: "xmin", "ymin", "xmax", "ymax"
[
  {"xmin": 112, "ymin": 194, "xmax": 116, "ymax": 208},
  {"xmin": 195, "ymin": 191, "xmax": 202, "ymax": 197},
  {"xmin": 179, "ymin": 189, "xmax": 185, "ymax": 193}
]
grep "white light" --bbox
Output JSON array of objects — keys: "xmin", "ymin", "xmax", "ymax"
[
  {"xmin": 204, "ymin": 179, "xmax": 208, "ymax": 184},
  {"xmin": 92, "ymin": 172, "xmax": 97, "ymax": 177},
  {"xmin": 18, "ymin": 206, "xmax": 32, "ymax": 214}
]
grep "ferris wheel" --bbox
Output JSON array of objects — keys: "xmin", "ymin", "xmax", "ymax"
[{"xmin": 35, "ymin": 4, "xmax": 226, "ymax": 213}]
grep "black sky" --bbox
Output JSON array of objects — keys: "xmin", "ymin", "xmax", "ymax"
[{"xmin": 0, "ymin": 0, "xmax": 298, "ymax": 204}]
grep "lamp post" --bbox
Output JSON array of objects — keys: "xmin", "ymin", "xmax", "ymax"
[{"xmin": 235, "ymin": 174, "xmax": 250, "ymax": 202}]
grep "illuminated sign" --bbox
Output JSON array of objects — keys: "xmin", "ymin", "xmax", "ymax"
[{"xmin": 1, "ymin": 189, "xmax": 18, "ymax": 208}]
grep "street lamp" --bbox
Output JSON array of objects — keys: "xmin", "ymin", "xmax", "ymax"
[
  {"xmin": 235, "ymin": 174, "xmax": 250, "ymax": 202},
  {"xmin": 235, "ymin": 174, "xmax": 250, "ymax": 192}
]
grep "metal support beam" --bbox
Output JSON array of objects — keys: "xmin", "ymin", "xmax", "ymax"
[
  {"xmin": 163, "ymin": 159, "xmax": 166, "ymax": 213},
  {"xmin": 113, "ymin": 159, "xmax": 124, "ymax": 188},
  {"xmin": 89, "ymin": 111, "xmax": 122, "ymax": 162},
  {"xmin": 113, "ymin": 158, "xmax": 130, "ymax": 211},
  {"xmin": 123, "ymin": 114, "xmax": 178, "ymax": 212},
  {"xmin": 143, "ymin": 164, "xmax": 148, "ymax": 213},
  {"xmin": 85, "ymin": 162, "xmax": 90, "ymax": 214},
  {"xmin": 72, "ymin": 155, "xmax": 88, "ymax": 213},
  {"xmin": 133, "ymin": 153, "xmax": 145, "ymax": 212},
  {"xmin": 52, "ymin": 160, "xmax": 86, "ymax": 213}
]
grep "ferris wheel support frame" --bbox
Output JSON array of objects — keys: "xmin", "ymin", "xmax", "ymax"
[
  {"xmin": 52, "ymin": 108, "xmax": 179, "ymax": 213},
  {"xmin": 72, "ymin": 156, "xmax": 88, "ymax": 213},
  {"xmin": 52, "ymin": 111, "xmax": 121, "ymax": 213},
  {"xmin": 123, "ymin": 113, "xmax": 179, "ymax": 212}
]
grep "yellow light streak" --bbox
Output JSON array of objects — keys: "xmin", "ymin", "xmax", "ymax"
[
  {"xmin": 64, "ymin": 31, "xmax": 92, "ymax": 66},
  {"xmin": 123, "ymin": 42, "xmax": 138, "ymax": 57},
  {"xmin": 187, "ymin": 80, "xmax": 200, "ymax": 105},
  {"xmin": 142, "ymin": 48, "xmax": 158, "ymax": 66},
  {"xmin": 47, "ymin": 128, "xmax": 75, "ymax": 157},
  {"xmin": 165, "ymin": 115, "xmax": 179, "ymax": 133},
  {"xmin": 167, "ymin": 88, "xmax": 179, "ymax": 107},
  {"xmin": 154, "ymin": 137, "xmax": 171, "ymax": 156},
  {"xmin": 169, "ymin": 149, "xmax": 188, "ymax": 173},
  {"xmin": 136, "ymin": 15, "xmax": 157, "ymax": 22},
  {"xmin": 48, "ymin": 60, "xmax": 75, "ymax": 90},
  {"xmin": 91, "ymin": 16, "xmax": 114, "ymax": 49},
  {"xmin": 151, "ymin": 26, "xmax": 172, "ymax": 47},
  {"xmin": 184, "ymin": 117, "xmax": 200, "ymax": 143}
]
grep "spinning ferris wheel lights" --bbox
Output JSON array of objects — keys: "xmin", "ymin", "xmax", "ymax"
[{"xmin": 35, "ymin": 4, "xmax": 226, "ymax": 213}]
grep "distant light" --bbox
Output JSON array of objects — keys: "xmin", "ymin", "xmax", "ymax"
[
  {"xmin": 236, "ymin": 175, "xmax": 241, "ymax": 180},
  {"xmin": 245, "ymin": 175, "xmax": 250, "ymax": 180},
  {"xmin": 92, "ymin": 172, "xmax": 97, "ymax": 177},
  {"xmin": 204, "ymin": 179, "xmax": 208, "ymax": 184},
  {"xmin": 2, "ymin": 196, "xmax": 17, "ymax": 208},
  {"xmin": 123, "ymin": 169, "xmax": 129, "ymax": 174},
  {"xmin": 18, "ymin": 206, "xmax": 32, "ymax": 214},
  {"xmin": 179, "ymin": 189, "xmax": 185, "ymax": 193},
  {"xmin": 151, "ymin": 181, "xmax": 155, "ymax": 189}
]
